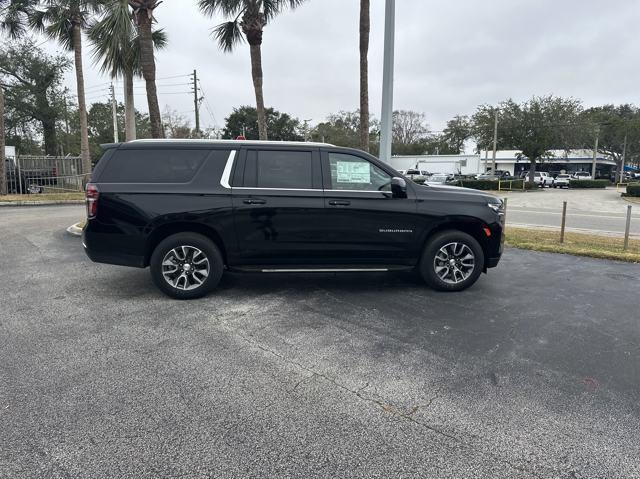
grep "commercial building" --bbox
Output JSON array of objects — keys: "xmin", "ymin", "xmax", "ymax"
[{"xmin": 390, "ymin": 149, "xmax": 616, "ymax": 178}]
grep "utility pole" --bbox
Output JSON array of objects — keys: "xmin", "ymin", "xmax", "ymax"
[
  {"xmin": 492, "ymin": 110, "xmax": 498, "ymax": 173},
  {"xmin": 379, "ymin": 0, "xmax": 395, "ymax": 163},
  {"xmin": 110, "ymin": 83, "xmax": 119, "ymax": 143},
  {"xmin": 0, "ymin": 86, "xmax": 6, "ymax": 195},
  {"xmin": 591, "ymin": 126, "xmax": 599, "ymax": 179},
  {"xmin": 192, "ymin": 69, "xmax": 201, "ymax": 138},
  {"xmin": 620, "ymin": 134, "xmax": 627, "ymax": 184}
]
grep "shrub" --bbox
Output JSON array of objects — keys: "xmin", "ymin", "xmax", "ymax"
[
  {"xmin": 449, "ymin": 179, "xmax": 535, "ymax": 191},
  {"xmin": 626, "ymin": 183, "xmax": 640, "ymax": 197},
  {"xmin": 569, "ymin": 179, "xmax": 609, "ymax": 189}
]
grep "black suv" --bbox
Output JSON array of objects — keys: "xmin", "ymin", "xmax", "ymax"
[{"xmin": 83, "ymin": 140, "xmax": 504, "ymax": 299}]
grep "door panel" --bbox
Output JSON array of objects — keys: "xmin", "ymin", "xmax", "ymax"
[
  {"xmin": 321, "ymin": 151, "xmax": 427, "ymax": 265},
  {"xmin": 231, "ymin": 148, "xmax": 325, "ymax": 265}
]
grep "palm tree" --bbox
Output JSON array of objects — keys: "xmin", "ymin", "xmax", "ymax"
[
  {"xmin": 359, "ymin": 0, "xmax": 369, "ymax": 152},
  {"xmin": 198, "ymin": 0, "xmax": 307, "ymax": 141},
  {"xmin": 1, "ymin": 0, "xmax": 35, "ymax": 194},
  {"xmin": 127, "ymin": 0, "xmax": 163, "ymax": 138},
  {"xmin": 29, "ymin": 0, "xmax": 103, "ymax": 179},
  {"xmin": 88, "ymin": 0, "xmax": 167, "ymax": 141}
]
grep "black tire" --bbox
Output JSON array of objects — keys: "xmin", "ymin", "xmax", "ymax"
[
  {"xmin": 150, "ymin": 232, "xmax": 224, "ymax": 300},
  {"xmin": 419, "ymin": 230, "xmax": 485, "ymax": 292}
]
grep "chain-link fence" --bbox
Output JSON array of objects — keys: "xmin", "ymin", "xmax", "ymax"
[{"xmin": 4, "ymin": 155, "xmax": 84, "ymax": 195}]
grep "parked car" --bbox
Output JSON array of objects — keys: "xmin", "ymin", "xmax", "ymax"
[
  {"xmin": 572, "ymin": 171, "xmax": 593, "ymax": 180},
  {"xmin": 552, "ymin": 174, "xmax": 571, "ymax": 188},
  {"xmin": 404, "ymin": 169, "xmax": 428, "ymax": 183},
  {"xmin": 83, "ymin": 140, "xmax": 505, "ymax": 299},
  {"xmin": 4, "ymin": 157, "xmax": 58, "ymax": 194},
  {"xmin": 521, "ymin": 172, "xmax": 551, "ymax": 187},
  {"xmin": 427, "ymin": 173, "xmax": 450, "ymax": 184}
]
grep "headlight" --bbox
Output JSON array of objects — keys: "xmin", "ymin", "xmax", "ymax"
[{"xmin": 487, "ymin": 201, "xmax": 504, "ymax": 214}]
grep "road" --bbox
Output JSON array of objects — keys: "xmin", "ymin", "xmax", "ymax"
[
  {"xmin": 1, "ymin": 205, "xmax": 639, "ymax": 478},
  {"xmin": 502, "ymin": 187, "xmax": 640, "ymax": 236}
]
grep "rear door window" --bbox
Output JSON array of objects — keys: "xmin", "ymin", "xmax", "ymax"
[
  {"xmin": 244, "ymin": 150, "xmax": 314, "ymax": 189},
  {"xmin": 98, "ymin": 149, "xmax": 208, "ymax": 183}
]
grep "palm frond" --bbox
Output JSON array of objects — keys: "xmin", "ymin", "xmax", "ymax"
[
  {"xmin": 197, "ymin": 0, "xmax": 244, "ymax": 18},
  {"xmin": 262, "ymin": 0, "xmax": 306, "ymax": 21},
  {"xmin": 213, "ymin": 20, "xmax": 243, "ymax": 53}
]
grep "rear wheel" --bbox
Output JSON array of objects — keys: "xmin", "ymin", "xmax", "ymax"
[
  {"xmin": 419, "ymin": 230, "xmax": 485, "ymax": 292},
  {"xmin": 150, "ymin": 233, "xmax": 223, "ymax": 299}
]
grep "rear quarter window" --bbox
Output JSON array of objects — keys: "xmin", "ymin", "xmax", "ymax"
[{"xmin": 98, "ymin": 149, "xmax": 208, "ymax": 183}]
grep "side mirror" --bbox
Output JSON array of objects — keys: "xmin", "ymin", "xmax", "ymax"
[{"xmin": 391, "ymin": 177, "xmax": 407, "ymax": 198}]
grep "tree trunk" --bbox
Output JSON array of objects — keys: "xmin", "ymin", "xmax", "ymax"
[
  {"xmin": 42, "ymin": 117, "xmax": 58, "ymax": 156},
  {"xmin": 72, "ymin": 25, "xmax": 91, "ymax": 178},
  {"xmin": 124, "ymin": 71, "xmax": 136, "ymax": 141},
  {"xmin": 249, "ymin": 43, "xmax": 268, "ymax": 141},
  {"xmin": 359, "ymin": 0, "xmax": 370, "ymax": 152},
  {"xmin": 528, "ymin": 159, "xmax": 537, "ymax": 187},
  {"xmin": 0, "ymin": 86, "xmax": 6, "ymax": 195},
  {"xmin": 137, "ymin": 16, "xmax": 164, "ymax": 138}
]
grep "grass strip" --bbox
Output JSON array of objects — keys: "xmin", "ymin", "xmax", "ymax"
[{"xmin": 505, "ymin": 227, "xmax": 640, "ymax": 263}]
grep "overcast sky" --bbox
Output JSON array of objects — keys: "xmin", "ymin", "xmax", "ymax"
[{"xmin": 50, "ymin": 0, "xmax": 640, "ymax": 132}]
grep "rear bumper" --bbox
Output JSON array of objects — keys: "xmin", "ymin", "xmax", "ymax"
[
  {"xmin": 486, "ymin": 256, "xmax": 501, "ymax": 268},
  {"xmin": 83, "ymin": 225, "xmax": 146, "ymax": 268}
]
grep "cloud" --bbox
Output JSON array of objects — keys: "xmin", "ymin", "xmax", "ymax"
[{"xmin": 50, "ymin": 0, "xmax": 640, "ymax": 131}]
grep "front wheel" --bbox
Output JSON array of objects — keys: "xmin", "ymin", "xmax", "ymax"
[
  {"xmin": 419, "ymin": 231, "xmax": 485, "ymax": 292},
  {"xmin": 150, "ymin": 232, "xmax": 224, "ymax": 300}
]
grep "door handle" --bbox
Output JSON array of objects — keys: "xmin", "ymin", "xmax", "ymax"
[
  {"xmin": 243, "ymin": 199, "xmax": 266, "ymax": 205},
  {"xmin": 328, "ymin": 200, "xmax": 351, "ymax": 206}
]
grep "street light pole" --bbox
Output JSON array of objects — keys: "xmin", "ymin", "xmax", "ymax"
[{"xmin": 379, "ymin": 0, "xmax": 395, "ymax": 163}]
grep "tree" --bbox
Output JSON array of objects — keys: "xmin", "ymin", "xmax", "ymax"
[
  {"xmin": 198, "ymin": 0, "xmax": 307, "ymax": 140},
  {"xmin": 441, "ymin": 115, "xmax": 472, "ymax": 154},
  {"xmin": 88, "ymin": 0, "xmax": 167, "ymax": 141},
  {"xmin": 222, "ymin": 105, "xmax": 303, "ymax": 141},
  {"xmin": 163, "ymin": 108, "xmax": 195, "ymax": 139},
  {"xmin": 1, "ymin": 0, "xmax": 36, "ymax": 194},
  {"xmin": 391, "ymin": 110, "xmax": 431, "ymax": 155},
  {"xmin": 582, "ymin": 105, "xmax": 640, "ymax": 181},
  {"xmin": 0, "ymin": 40, "xmax": 71, "ymax": 155},
  {"xmin": 473, "ymin": 96, "xmax": 583, "ymax": 184},
  {"xmin": 359, "ymin": 0, "xmax": 369, "ymax": 152},
  {"xmin": 128, "ymin": 0, "xmax": 164, "ymax": 138},
  {"xmin": 0, "ymin": 86, "xmax": 5, "ymax": 195},
  {"xmin": 30, "ymin": 0, "xmax": 103, "ymax": 179}
]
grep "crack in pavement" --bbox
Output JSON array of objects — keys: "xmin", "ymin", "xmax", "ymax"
[{"xmin": 231, "ymin": 331, "xmax": 547, "ymax": 479}]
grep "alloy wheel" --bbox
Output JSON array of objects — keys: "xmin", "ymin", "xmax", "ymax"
[
  {"xmin": 433, "ymin": 242, "xmax": 476, "ymax": 285},
  {"xmin": 161, "ymin": 245, "xmax": 210, "ymax": 291}
]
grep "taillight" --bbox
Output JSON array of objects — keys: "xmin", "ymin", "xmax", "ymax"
[
  {"xmin": 86, "ymin": 183, "xmax": 99, "ymax": 219},
  {"xmin": 52, "ymin": 166, "xmax": 58, "ymax": 177}
]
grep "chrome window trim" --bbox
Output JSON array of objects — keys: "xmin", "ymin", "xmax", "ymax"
[
  {"xmin": 220, "ymin": 150, "xmax": 236, "ymax": 189},
  {"xmin": 232, "ymin": 187, "xmax": 387, "ymax": 194},
  {"xmin": 234, "ymin": 187, "xmax": 322, "ymax": 192}
]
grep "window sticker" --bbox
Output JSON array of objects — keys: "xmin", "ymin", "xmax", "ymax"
[{"xmin": 336, "ymin": 161, "xmax": 371, "ymax": 184}]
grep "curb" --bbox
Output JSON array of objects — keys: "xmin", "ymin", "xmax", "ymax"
[
  {"xmin": 66, "ymin": 223, "xmax": 84, "ymax": 237},
  {"xmin": 0, "ymin": 200, "xmax": 85, "ymax": 207}
]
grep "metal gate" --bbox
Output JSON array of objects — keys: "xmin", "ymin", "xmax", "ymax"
[{"xmin": 4, "ymin": 155, "xmax": 85, "ymax": 195}]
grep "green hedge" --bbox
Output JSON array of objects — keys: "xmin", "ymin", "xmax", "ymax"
[
  {"xmin": 449, "ymin": 179, "xmax": 535, "ymax": 191},
  {"xmin": 626, "ymin": 183, "xmax": 640, "ymax": 197},
  {"xmin": 568, "ymin": 179, "xmax": 609, "ymax": 189}
]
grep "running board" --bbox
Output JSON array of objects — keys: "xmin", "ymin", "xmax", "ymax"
[
  {"xmin": 230, "ymin": 265, "xmax": 413, "ymax": 274},
  {"xmin": 261, "ymin": 268, "xmax": 389, "ymax": 273}
]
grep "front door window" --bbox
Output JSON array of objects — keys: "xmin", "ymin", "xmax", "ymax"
[{"xmin": 328, "ymin": 153, "xmax": 392, "ymax": 192}]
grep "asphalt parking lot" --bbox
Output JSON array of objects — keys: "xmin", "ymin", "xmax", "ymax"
[
  {"xmin": 504, "ymin": 187, "xmax": 640, "ymax": 237},
  {"xmin": 1, "ymin": 205, "xmax": 639, "ymax": 478}
]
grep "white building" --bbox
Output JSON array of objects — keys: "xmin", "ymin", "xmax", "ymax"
[
  {"xmin": 391, "ymin": 150, "xmax": 616, "ymax": 179},
  {"xmin": 390, "ymin": 154, "xmax": 482, "ymax": 175},
  {"xmin": 4, "ymin": 146, "xmax": 16, "ymax": 158},
  {"xmin": 477, "ymin": 150, "xmax": 616, "ymax": 178}
]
